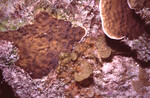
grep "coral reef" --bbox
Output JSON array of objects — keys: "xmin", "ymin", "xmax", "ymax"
[
  {"xmin": 0, "ymin": 0, "xmax": 150, "ymax": 98},
  {"xmin": 0, "ymin": 70, "xmax": 17, "ymax": 98},
  {"xmin": 44, "ymin": 0, "xmax": 102, "ymax": 37}
]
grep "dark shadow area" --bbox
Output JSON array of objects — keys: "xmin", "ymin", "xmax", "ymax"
[
  {"xmin": 145, "ymin": 23, "xmax": 150, "ymax": 35},
  {"xmin": 135, "ymin": 59, "xmax": 150, "ymax": 68},
  {"xmin": 131, "ymin": 9, "xmax": 145, "ymax": 26},
  {"xmin": 0, "ymin": 70, "xmax": 17, "ymax": 98},
  {"xmin": 101, "ymin": 53, "xmax": 114, "ymax": 62},
  {"xmin": 76, "ymin": 75, "xmax": 94, "ymax": 88},
  {"xmin": 105, "ymin": 36, "xmax": 137, "ymax": 59},
  {"xmin": 105, "ymin": 36, "xmax": 150, "ymax": 68},
  {"xmin": 127, "ymin": 9, "xmax": 146, "ymax": 40}
]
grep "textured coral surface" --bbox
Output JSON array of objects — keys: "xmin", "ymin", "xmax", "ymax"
[
  {"xmin": 0, "ymin": 12, "xmax": 85, "ymax": 78},
  {"xmin": 100, "ymin": 0, "xmax": 145, "ymax": 39}
]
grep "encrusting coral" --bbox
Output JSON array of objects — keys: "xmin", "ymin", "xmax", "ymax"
[
  {"xmin": 0, "ymin": 12, "xmax": 85, "ymax": 78},
  {"xmin": 99, "ymin": 0, "xmax": 145, "ymax": 40}
]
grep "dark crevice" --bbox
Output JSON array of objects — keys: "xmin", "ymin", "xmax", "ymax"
[
  {"xmin": 0, "ymin": 69, "xmax": 17, "ymax": 98},
  {"xmin": 106, "ymin": 36, "xmax": 137, "ymax": 58},
  {"xmin": 76, "ymin": 75, "xmax": 94, "ymax": 88},
  {"xmin": 105, "ymin": 36, "xmax": 150, "ymax": 67},
  {"xmin": 145, "ymin": 23, "xmax": 150, "ymax": 35}
]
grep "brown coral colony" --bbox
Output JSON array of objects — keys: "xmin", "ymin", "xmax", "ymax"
[
  {"xmin": 99, "ymin": 0, "xmax": 145, "ymax": 40},
  {"xmin": 0, "ymin": 12, "xmax": 85, "ymax": 78}
]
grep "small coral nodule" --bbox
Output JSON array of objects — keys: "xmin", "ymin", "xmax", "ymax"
[
  {"xmin": 96, "ymin": 35, "xmax": 112, "ymax": 59},
  {"xmin": 74, "ymin": 61, "xmax": 92, "ymax": 82}
]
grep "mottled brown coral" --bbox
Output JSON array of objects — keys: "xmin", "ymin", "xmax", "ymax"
[
  {"xmin": 99, "ymin": 0, "xmax": 145, "ymax": 39},
  {"xmin": 0, "ymin": 12, "xmax": 85, "ymax": 78}
]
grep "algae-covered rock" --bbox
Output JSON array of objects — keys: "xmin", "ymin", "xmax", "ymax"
[
  {"xmin": 0, "ymin": 24, "xmax": 6, "ymax": 31},
  {"xmin": 74, "ymin": 61, "xmax": 92, "ymax": 82},
  {"xmin": 124, "ymin": 33, "xmax": 150, "ymax": 62}
]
